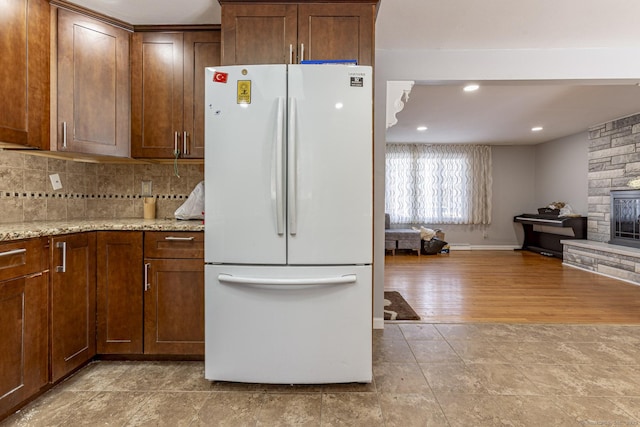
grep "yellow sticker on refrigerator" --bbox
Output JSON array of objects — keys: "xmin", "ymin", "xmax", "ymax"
[{"xmin": 237, "ymin": 80, "xmax": 251, "ymax": 104}]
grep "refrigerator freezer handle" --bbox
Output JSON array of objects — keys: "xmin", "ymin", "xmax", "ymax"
[
  {"xmin": 288, "ymin": 97, "xmax": 297, "ymax": 236},
  {"xmin": 218, "ymin": 273, "xmax": 357, "ymax": 286},
  {"xmin": 275, "ymin": 97, "xmax": 285, "ymax": 235}
]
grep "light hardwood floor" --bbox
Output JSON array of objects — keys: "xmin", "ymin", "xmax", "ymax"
[{"xmin": 384, "ymin": 250, "xmax": 640, "ymax": 323}]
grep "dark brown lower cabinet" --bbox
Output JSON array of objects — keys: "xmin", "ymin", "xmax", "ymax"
[
  {"xmin": 0, "ymin": 271, "xmax": 49, "ymax": 418},
  {"xmin": 50, "ymin": 233, "xmax": 97, "ymax": 383},
  {"xmin": 144, "ymin": 258, "xmax": 205, "ymax": 355},
  {"xmin": 96, "ymin": 232, "xmax": 143, "ymax": 354},
  {"xmin": 96, "ymin": 231, "xmax": 204, "ymax": 356}
]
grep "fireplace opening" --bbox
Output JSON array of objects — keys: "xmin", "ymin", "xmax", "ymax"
[{"xmin": 610, "ymin": 190, "xmax": 640, "ymax": 249}]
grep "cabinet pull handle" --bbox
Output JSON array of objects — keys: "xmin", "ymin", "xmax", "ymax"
[
  {"xmin": 174, "ymin": 131, "xmax": 180, "ymax": 155},
  {"xmin": 144, "ymin": 263, "xmax": 151, "ymax": 291},
  {"xmin": 164, "ymin": 236, "xmax": 195, "ymax": 241},
  {"xmin": 0, "ymin": 248, "xmax": 27, "ymax": 258},
  {"xmin": 56, "ymin": 241, "xmax": 66, "ymax": 273},
  {"xmin": 289, "ymin": 44, "xmax": 293, "ymax": 64},
  {"xmin": 183, "ymin": 131, "xmax": 189, "ymax": 156},
  {"xmin": 62, "ymin": 122, "xmax": 68, "ymax": 149},
  {"xmin": 300, "ymin": 43, "xmax": 304, "ymax": 62}
]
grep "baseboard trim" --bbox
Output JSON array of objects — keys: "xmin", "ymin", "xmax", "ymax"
[
  {"xmin": 373, "ymin": 317, "xmax": 385, "ymax": 329},
  {"xmin": 449, "ymin": 244, "xmax": 519, "ymax": 251}
]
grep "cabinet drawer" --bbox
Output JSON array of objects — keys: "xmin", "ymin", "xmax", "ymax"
[
  {"xmin": 144, "ymin": 232, "xmax": 204, "ymax": 259},
  {"xmin": 0, "ymin": 238, "xmax": 47, "ymax": 282}
]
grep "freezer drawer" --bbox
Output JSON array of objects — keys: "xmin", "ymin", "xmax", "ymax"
[{"xmin": 204, "ymin": 264, "xmax": 372, "ymax": 384}]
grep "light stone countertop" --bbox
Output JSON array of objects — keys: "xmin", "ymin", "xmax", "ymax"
[{"xmin": 0, "ymin": 219, "xmax": 204, "ymax": 242}]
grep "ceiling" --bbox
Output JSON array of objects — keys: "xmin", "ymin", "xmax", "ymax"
[
  {"xmin": 65, "ymin": 0, "xmax": 640, "ymax": 145},
  {"xmin": 386, "ymin": 81, "xmax": 640, "ymax": 145}
]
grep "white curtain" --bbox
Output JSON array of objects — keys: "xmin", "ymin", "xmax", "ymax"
[{"xmin": 385, "ymin": 144, "xmax": 492, "ymax": 225}]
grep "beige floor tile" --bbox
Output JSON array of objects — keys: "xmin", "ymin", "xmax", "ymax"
[
  {"xmin": 124, "ymin": 392, "xmax": 209, "ymax": 426},
  {"xmin": 420, "ymin": 363, "xmax": 487, "ymax": 395},
  {"xmin": 372, "ymin": 324, "xmax": 404, "ymax": 342},
  {"xmin": 593, "ymin": 325, "xmax": 640, "ymax": 345},
  {"xmin": 608, "ymin": 397, "xmax": 640, "ymax": 421},
  {"xmin": 108, "ymin": 361, "xmax": 181, "ymax": 391},
  {"xmin": 64, "ymin": 391, "xmax": 150, "ymax": 426},
  {"xmin": 161, "ymin": 362, "xmax": 215, "ymax": 392},
  {"xmin": 373, "ymin": 362, "xmax": 432, "ymax": 394},
  {"xmin": 552, "ymin": 396, "xmax": 640, "ymax": 425},
  {"xmin": 436, "ymin": 394, "xmax": 576, "ymax": 427},
  {"xmin": 434, "ymin": 324, "xmax": 485, "ymax": 341},
  {"xmin": 407, "ymin": 340, "xmax": 462, "ymax": 364},
  {"xmin": 378, "ymin": 393, "xmax": 449, "ymax": 426},
  {"xmin": 492, "ymin": 341, "xmax": 593, "ymax": 365},
  {"xmin": 5, "ymin": 323, "xmax": 640, "ymax": 426},
  {"xmin": 567, "ymin": 341, "xmax": 640, "ymax": 365},
  {"xmin": 322, "ymin": 381, "xmax": 377, "ymax": 393},
  {"xmin": 321, "ymin": 393, "xmax": 383, "ymax": 426},
  {"xmin": 192, "ymin": 391, "xmax": 265, "ymax": 426},
  {"xmin": 255, "ymin": 393, "xmax": 322, "ymax": 426},
  {"xmin": 61, "ymin": 360, "xmax": 132, "ymax": 391},
  {"xmin": 466, "ymin": 363, "xmax": 542, "ymax": 396},
  {"xmin": 398, "ymin": 323, "xmax": 444, "ymax": 340},
  {"xmin": 373, "ymin": 338, "xmax": 416, "ymax": 363},
  {"xmin": 569, "ymin": 364, "xmax": 640, "ymax": 397},
  {"xmin": 446, "ymin": 340, "xmax": 511, "ymax": 364},
  {"xmin": 516, "ymin": 364, "xmax": 589, "ymax": 396},
  {"xmin": 0, "ymin": 390, "xmax": 98, "ymax": 427}
]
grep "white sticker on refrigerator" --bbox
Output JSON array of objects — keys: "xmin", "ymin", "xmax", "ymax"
[{"xmin": 350, "ymin": 76, "xmax": 364, "ymax": 87}]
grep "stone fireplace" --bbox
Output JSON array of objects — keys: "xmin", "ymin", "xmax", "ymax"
[{"xmin": 562, "ymin": 113, "xmax": 640, "ymax": 284}]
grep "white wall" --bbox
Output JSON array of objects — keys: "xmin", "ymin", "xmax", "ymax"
[{"xmin": 534, "ymin": 132, "xmax": 589, "ymax": 216}]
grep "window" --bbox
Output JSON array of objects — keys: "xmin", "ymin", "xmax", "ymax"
[{"xmin": 385, "ymin": 144, "xmax": 492, "ymax": 225}]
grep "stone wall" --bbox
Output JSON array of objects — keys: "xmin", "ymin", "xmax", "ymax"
[
  {"xmin": 0, "ymin": 150, "xmax": 204, "ymax": 223},
  {"xmin": 564, "ymin": 112, "xmax": 640, "ymax": 285},
  {"xmin": 588, "ymin": 113, "xmax": 640, "ymax": 242}
]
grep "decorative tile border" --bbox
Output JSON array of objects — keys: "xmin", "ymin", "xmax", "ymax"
[{"xmin": 0, "ymin": 192, "xmax": 189, "ymax": 200}]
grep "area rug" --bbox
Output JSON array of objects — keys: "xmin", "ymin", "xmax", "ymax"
[{"xmin": 384, "ymin": 291, "xmax": 420, "ymax": 320}]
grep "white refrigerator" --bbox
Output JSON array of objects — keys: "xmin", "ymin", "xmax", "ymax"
[{"xmin": 204, "ymin": 64, "xmax": 372, "ymax": 384}]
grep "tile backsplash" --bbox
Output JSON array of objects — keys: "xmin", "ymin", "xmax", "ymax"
[{"xmin": 0, "ymin": 150, "xmax": 204, "ymax": 223}]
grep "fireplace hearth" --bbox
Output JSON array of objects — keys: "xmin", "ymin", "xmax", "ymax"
[{"xmin": 610, "ymin": 190, "xmax": 640, "ymax": 249}]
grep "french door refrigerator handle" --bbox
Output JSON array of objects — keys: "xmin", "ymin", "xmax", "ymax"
[
  {"xmin": 288, "ymin": 97, "xmax": 297, "ymax": 236},
  {"xmin": 275, "ymin": 97, "xmax": 286, "ymax": 235},
  {"xmin": 218, "ymin": 273, "xmax": 356, "ymax": 286}
]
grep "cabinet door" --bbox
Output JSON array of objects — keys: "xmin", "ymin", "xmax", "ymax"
[
  {"xmin": 297, "ymin": 3, "xmax": 374, "ymax": 66},
  {"xmin": 0, "ymin": 272, "xmax": 48, "ymax": 418},
  {"xmin": 56, "ymin": 9, "xmax": 130, "ymax": 157},
  {"xmin": 131, "ymin": 32, "xmax": 184, "ymax": 158},
  {"xmin": 144, "ymin": 259, "xmax": 204, "ymax": 355},
  {"xmin": 0, "ymin": 0, "xmax": 49, "ymax": 149},
  {"xmin": 50, "ymin": 233, "xmax": 97, "ymax": 382},
  {"xmin": 183, "ymin": 31, "xmax": 221, "ymax": 158},
  {"xmin": 96, "ymin": 232, "xmax": 143, "ymax": 354},
  {"xmin": 221, "ymin": 4, "xmax": 297, "ymax": 65}
]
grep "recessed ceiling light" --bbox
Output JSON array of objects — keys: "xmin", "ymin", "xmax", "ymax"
[
  {"xmin": 463, "ymin": 84, "xmax": 479, "ymax": 92},
  {"xmin": 531, "ymin": 126, "xmax": 543, "ymax": 132},
  {"xmin": 417, "ymin": 126, "xmax": 428, "ymax": 131}
]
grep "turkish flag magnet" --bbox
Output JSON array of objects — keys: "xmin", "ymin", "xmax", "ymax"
[{"xmin": 213, "ymin": 71, "xmax": 228, "ymax": 83}]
